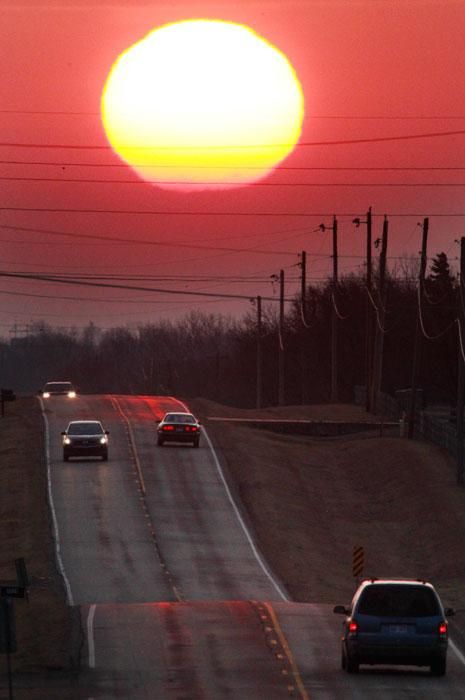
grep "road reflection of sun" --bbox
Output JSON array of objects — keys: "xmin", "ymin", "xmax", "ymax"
[{"xmin": 101, "ymin": 19, "xmax": 304, "ymax": 191}]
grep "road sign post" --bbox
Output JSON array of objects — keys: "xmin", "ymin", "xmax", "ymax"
[
  {"xmin": 0, "ymin": 597, "xmax": 16, "ymax": 700},
  {"xmin": 0, "ymin": 389, "xmax": 16, "ymax": 418},
  {"xmin": 0, "ymin": 560, "xmax": 29, "ymax": 700},
  {"xmin": 0, "ymin": 586, "xmax": 24, "ymax": 599},
  {"xmin": 14, "ymin": 559, "xmax": 29, "ymax": 602}
]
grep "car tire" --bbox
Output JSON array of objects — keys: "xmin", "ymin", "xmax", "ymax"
[
  {"xmin": 63, "ymin": 452, "xmax": 69, "ymax": 462},
  {"xmin": 341, "ymin": 650, "xmax": 347, "ymax": 671},
  {"xmin": 102, "ymin": 452, "xmax": 108, "ymax": 462},
  {"xmin": 157, "ymin": 437, "xmax": 164, "ymax": 446},
  {"xmin": 346, "ymin": 654, "xmax": 359, "ymax": 674},
  {"xmin": 431, "ymin": 658, "xmax": 446, "ymax": 676},
  {"xmin": 193, "ymin": 439, "xmax": 199, "ymax": 448}
]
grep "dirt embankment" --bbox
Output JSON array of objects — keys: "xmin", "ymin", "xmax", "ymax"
[
  {"xmin": 0, "ymin": 398, "xmax": 78, "ymax": 695},
  {"xmin": 191, "ymin": 398, "xmax": 465, "ymax": 623}
]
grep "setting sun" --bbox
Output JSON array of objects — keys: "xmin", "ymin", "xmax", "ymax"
[{"xmin": 101, "ymin": 19, "xmax": 304, "ymax": 191}]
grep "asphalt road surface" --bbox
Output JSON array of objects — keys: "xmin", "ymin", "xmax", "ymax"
[{"xmin": 42, "ymin": 394, "xmax": 465, "ymax": 699}]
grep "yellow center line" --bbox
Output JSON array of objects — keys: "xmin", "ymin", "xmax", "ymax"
[
  {"xmin": 263, "ymin": 602, "xmax": 310, "ymax": 700},
  {"xmin": 110, "ymin": 395, "xmax": 183, "ymax": 602},
  {"xmin": 110, "ymin": 395, "xmax": 146, "ymax": 495}
]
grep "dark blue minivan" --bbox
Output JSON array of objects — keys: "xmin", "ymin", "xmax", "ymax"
[{"xmin": 334, "ymin": 578, "xmax": 455, "ymax": 675}]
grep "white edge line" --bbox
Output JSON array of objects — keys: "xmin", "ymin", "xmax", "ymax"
[
  {"xmin": 39, "ymin": 397, "xmax": 74, "ymax": 606},
  {"xmin": 450, "ymin": 638, "xmax": 465, "ymax": 667},
  {"xmin": 87, "ymin": 604, "xmax": 97, "ymax": 668},
  {"xmin": 171, "ymin": 397, "xmax": 289, "ymax": 602}
]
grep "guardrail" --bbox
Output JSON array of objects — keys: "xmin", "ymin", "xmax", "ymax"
[
  {"xmin": 207, "ymin": 417, "xmax": 399, "ymax": 437},
  {"xmin": 418, "ymin": 410, "xmax": 459, "ymax": 455},
  {"xmin": 354, "ymin": 385, "xmax": 462, "ymax": 459}
]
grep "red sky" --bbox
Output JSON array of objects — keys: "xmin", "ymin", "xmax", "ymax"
[{"xmin": 1, "ymin": 0, "xmax": 465, "ymax": 336}]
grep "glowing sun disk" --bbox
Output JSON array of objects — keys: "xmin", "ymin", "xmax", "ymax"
[{"xmin": 101, "ymin": 19, "xmax": 305, "ymax": 190}]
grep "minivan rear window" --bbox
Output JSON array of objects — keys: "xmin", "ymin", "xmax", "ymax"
[{"xmin": 358, "ymin": 585, "xmax": 440, "ymax": 617}]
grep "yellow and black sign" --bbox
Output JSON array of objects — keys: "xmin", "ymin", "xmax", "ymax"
[{"xmin": 352, "ymin": 546, "xmax": 364, "ymax": 577}]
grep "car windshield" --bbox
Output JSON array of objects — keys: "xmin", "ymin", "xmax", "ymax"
[
  {"xmin": 357, "ymin": 585, "xmax": 440, "ymax": 617},
  {"xmin": 164, "ymin": 414, "xmax": 196, "ymax": 423},
  {"xmin": 45, "ymin": 382, "xmax": 72, "ymax": 392},
  {"xmin": 68, "ymin": 423, "xmax": 102, "ymax": 436}
]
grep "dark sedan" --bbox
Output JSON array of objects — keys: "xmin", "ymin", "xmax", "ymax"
[
  {"xmin": 157, "ymin": 412, "xmax": 201, "ymax": 448},
  {"xmin": 62, "ymin": 420, "xmax": 109, "ymax": 461}
]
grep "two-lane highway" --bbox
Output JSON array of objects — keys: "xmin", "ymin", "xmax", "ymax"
[
  {"xmin": 113, "ymin": 394, "xmax": 286, "ymax": 602},
  {"xmin": 43, "ymin": 393, "xmax": 173, "ymax": 605},
  {"xmin": 41, "ymin": 393, "xmax": 465, "ymax": 698}
]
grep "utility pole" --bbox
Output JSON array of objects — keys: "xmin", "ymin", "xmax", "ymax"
[
  {"xmin": 456, "ymin": 238, "xmax": 465, "ymax": 484},
  {"xmin": 278, "ymin": 269, "xmax": 285, "ymax": 406},
  {"xmin": 330, "ymin": 217, "xmax": 338, "ymax": 402},
  {"xmin": 371, "ymin": 215, "xmax": 389, "ymax": 413},
  {"xmin": 256, "ymin": 295, "xmax": 263, "ymax": 409},
  {"xmin": 353, "ymin": 207, "xmax": 373, "ymax": 411},
  {"xmin": 320, "ymin": 216, "xmax": 338, "ymax": 402},
  {"xmin": 300, "ymin": 251, "xmax": 308, "ymax": 404},
  {"xmin": 407, "ymin": 217, "xmax": 429, "ymax": 439},
  {"xmin": 300, "ymin": 251, "xmax": 307, "ymax": 317}
]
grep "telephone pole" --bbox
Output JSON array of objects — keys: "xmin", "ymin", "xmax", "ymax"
[
  {"xmin": 256, "ymin": 295, "xmax": 263, "ymax": 409},
  {"xmin": 300, "ymin": 251, "xmax": 307, "ymax": 317},
  {"xmin": 320, "ymin": 216, "xmax": 338, "ymax": 402},
  {"xmin": 408, "ymin": 217, "xmax": 429, "ymax": 439},
  {"xmin": 456, "ymin": 238, "xmax": 465, "ymax": 484},
  {"xmin": 371, "ymin": 215, "xmax": 389, "ymax": 413},
  {"xmin": 300, "ymin": 251, "xmax": 308, "ymax": 404},
  {"xmin": 353, "ymin": 207, "xmax": 373, "ymax": 411},
  {"xmin": 278, "ymin": 269, "xmax": 285, "ymax": 406}
]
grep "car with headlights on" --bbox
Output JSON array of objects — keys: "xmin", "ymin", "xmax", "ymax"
[
  {"xmin": 62, "ymin": 420, "xmax": 109, "ymax": 461},
  {"xmin": 334, "ymin": 578, "xmax": 454, "ymax": 676},
  {"xmin": 41, "ymin": 381, "xmax": 76, "ymax": 399},
  {"xmin": 157, "ymin": 412, "xmax": 201, "ymax": 447}
]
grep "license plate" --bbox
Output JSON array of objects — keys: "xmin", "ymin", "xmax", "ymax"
[
  {"xmin": 388, "ymin": 624, "xmax": 409, "ymax": 634},
  {"xmin": 175, "ymin": 427, "xmax": 183, "ymax": 432}
]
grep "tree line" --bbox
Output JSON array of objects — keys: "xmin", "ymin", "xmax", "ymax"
[{"xmin": 1, "ymin": 252, "xmax": 458, "ymax": 408}]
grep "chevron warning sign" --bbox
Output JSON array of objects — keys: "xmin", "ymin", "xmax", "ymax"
[{"xmin": 352, "ymin": 546, "xmax": 364, "ymax": 577}]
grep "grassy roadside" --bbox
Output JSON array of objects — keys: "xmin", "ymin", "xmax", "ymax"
[{"xmin": 0, "ymin": 397, "xmax": 79, "ymax": 695}]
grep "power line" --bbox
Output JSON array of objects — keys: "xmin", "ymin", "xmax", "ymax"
[
  {"xmin": 0, "ymin": 269, "xmax": 302, "ymax": 282},
  {"xmin": 1, "ymin": 129, "xmax": 465, "ymax": 151},
  {"xmin": 3, "ymin": 175, "xmax": 465, "ymax": 187},
  {"xmin": 0, "ymin": 222, "xmax": 316, "ymax": 248},
  {"xmin": 0, "ymin": 232, "xmax": 307, "ymax": 270},
  {"xmin": 3, "ymin": 159, "xmax": 465, "ymax": 171},
  {"xmin": 4, "ymin": 208, "xmax": 465, "ymax": 218},
  {"xmin": 3, "ymin": 109, "xmax": 465, "ymax": 119},
  {"xmin": 0, "ymin": 270, "xmax": 295, "ymax": 303},
  {"xmin": 0, "ymin": 224, "xmax": 298, "ymax": 256},
  {"xmin": 417, "ymin": 285, "xmax": 456, "ymax": 340},
  {"xmin": 13, "ymin": 273, "xmax": 300, "ymax": 283},
  {"xmin": 0, "ymin": 286, "xmax": 231, "ymax": 308}
]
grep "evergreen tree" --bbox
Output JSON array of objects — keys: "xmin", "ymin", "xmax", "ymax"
[{"xmin": 427, "ymin": 252, "xmax": 455, "ymax": 294}]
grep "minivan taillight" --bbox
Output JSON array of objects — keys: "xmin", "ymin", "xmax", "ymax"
[
  {"xmin": 348, "ymin": 621, "xmax": 358, "ymax": 635},
  {"xmin": 438, "ymin": 622, "xmax": 448, "ymax": 638}
]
